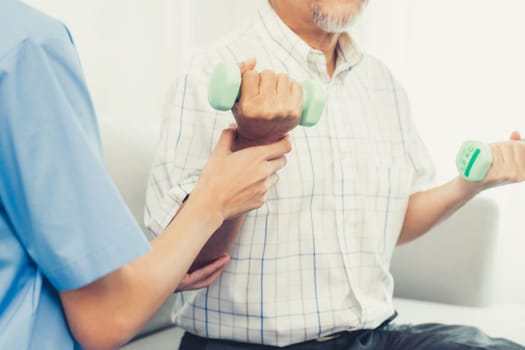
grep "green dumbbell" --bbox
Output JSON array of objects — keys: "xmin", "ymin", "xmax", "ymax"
[
  {"xmin": 456, "ymin": 140, "xmax": 493, "ymax": 182},
  {"xmin": 208, "ymin": 62, "xmax": 326, "ymax": 127}
]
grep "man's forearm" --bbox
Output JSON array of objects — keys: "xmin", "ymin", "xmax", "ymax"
[
  {"xmin": 168, "ymin": 197, "xmax": 246, "ymax": 272},
  {"xmin": 398, "ymin": 177, "xmax": 480, "ymax": 244},
  {"xmin": 185, "ymin": 133, "xmax": 277, "ymax": 270},
  {"xmin": 189, "ymin": 214, "xmax": 247, "ymax": 272}
]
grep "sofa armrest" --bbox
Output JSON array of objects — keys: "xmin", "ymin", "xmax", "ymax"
[{"xmin": 390, "ymin": 197, "xmax": 499, "ymax": 307}]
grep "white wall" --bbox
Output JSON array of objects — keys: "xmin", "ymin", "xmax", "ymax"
[
  {"xmin": 23, "ymin": 0, "xmax": 265, "ymax": 123},
  {"xmin": 24, "ymin": 0, "xmax": 525, "ymax": 305},
  {"xmin": 23, "ymin": 0, "xmax": 190, "ymax": 125},
  {"xmin": 360, "ymin": 0, "xmax": 525, "ymax": 305}
]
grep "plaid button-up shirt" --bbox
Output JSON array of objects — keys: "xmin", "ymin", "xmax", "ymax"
[{"xmin": 145, "ymin": 2, "xmax": 435, "ymax": 346}]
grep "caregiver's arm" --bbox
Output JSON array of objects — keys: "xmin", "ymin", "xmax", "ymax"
[{"xmin": 59, "ymin": 129, "xmax": 291, "ymax": 350}]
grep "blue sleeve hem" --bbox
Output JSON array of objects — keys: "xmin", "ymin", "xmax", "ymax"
[{"xmin": 50, "ymin": 227, "xmax": 151, "ymax": 291}]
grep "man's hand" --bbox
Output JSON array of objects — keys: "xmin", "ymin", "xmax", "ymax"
[
  {"xmin": 400, "ymin": 131, "xmax": 525, "ymax": 244},
  {"xmin": 232, "ymin": 58, "xmax": 303, "ymax": 150},
  {"xmin": 485, "ymin": 130, "xmax": 525, "ymax": 184},
  {"xmin": 461, "ymin": 131, "xmax": 525, "ymax": 194}
]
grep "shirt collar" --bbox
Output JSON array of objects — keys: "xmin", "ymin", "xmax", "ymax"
[{"xmin": 258, "ymin": 1, "xmax": 363, "ymax": 80}]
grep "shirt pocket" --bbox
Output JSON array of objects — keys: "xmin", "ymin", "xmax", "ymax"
[{"xmin": 341, "ymin": 160, "xmax": 411, "ymax": 254}]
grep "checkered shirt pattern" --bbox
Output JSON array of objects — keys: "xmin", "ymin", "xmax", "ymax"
[{"xmin": 144, "ymin": 2, "xmax": 435, "ymax": 347}]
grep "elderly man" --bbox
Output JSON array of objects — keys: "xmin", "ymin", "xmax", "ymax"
[{"xmin": 145, "ymin": 0, "xmax": 525, "ymax": 349}]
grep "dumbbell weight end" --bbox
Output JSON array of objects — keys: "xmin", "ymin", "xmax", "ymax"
[
  {"xmin": 208, "ymin": 63, "xmax": 242, "ymax": 111},
  {"xmin": 300, "ymin": 79, "xmax": 325, "ymax": 127},
  {"xmin": 455, "ymin": 140, "xmax": 493, "ymax": 182}
]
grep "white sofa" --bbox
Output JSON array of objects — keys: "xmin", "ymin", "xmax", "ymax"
[{"xmin": 97, "ymin": 113, "xmax": 525, "ymax": 349}]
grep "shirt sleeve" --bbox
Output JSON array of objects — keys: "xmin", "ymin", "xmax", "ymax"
[
  {"xmin": 0, "ymin": 35, "xmax": 150, "ymax": 291},
  {"xmin": 144, "ymin": 55, "xmax": 232, "ymax": 235},
  {"xmin": 394, "ymin": 80, "xmax": 436, "ymax": 194}
]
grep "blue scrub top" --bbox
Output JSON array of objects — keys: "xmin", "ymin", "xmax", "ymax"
[{"xmin": 0, "ymin": 1, "xmax": 151, "ymax": 349}]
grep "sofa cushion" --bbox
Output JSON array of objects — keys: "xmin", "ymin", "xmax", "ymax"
[{"xmin": 391, "ymin": 197, "xmax": 499, "ymax": 307}]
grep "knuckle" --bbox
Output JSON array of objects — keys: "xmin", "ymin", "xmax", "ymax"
[
  {"xmin": 282, "ymin": 107, "xmax": 294, "ymax": 117},
  {"xmin": 239, "ymin": 100, "xmax": 260, "ymax": 117},
  {"xmin": 259, "ymin": 110, "xmax": 274, "ymax": 120},
  {"xmin": 243, "ymin": 100, "xmax": 272, "ymax": 119},
  {"xmin": 292, "ymin": 108, "xmax": 302, "ymax": 119},
  {"xmin": 243, "ymin": 70, "xmax": 257, "ymax": 79},
  {"xmin": 261, "ymin": 69, "xmax": 275, "ymax": 76},
  {"xmin": 260, "ymin": 70, "xmax": 276, "ymax": 81},
  {"xmin": 509, "ymin": 170, "xmax": 518, "ymax": 182},
  {"xmin": 277, "ymin": 73, "xmax": 289, "ymax": 81},
  {"xmin": 274, "ymin": 105, "xmax": 287, "ymax": 118}
]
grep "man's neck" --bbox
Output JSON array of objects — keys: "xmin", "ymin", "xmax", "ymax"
[{"xmin": 269, "ymin": 0, "xmax": 340, "ymax": 77}]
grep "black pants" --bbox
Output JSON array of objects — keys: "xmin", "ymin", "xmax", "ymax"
[{"xmin": 179, "ymin": 323, "xmax": 524, "ymax": 350}]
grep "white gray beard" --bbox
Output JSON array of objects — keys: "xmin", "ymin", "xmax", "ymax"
[{"xmin": 311, "ymin": 2, "xmax": 363, "ymax": 33}]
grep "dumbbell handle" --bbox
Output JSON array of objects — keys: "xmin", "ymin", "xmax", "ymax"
[{"xmin": 208, "ymin": 62, "xmax": 325, "ymax": 127}]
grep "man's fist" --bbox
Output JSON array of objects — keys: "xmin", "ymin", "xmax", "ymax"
[{"xmin": 232, "ymin": 60, "xmax": 302, "ymax": 150}]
